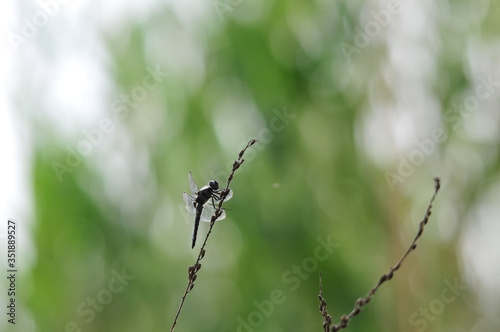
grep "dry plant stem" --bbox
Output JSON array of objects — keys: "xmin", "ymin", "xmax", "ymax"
[
  {"xmin": 318, "ymin": 272, "xmax": 333, "ymax": 332},
  {"xmin": 169, "ymin": 139, "xmax": 257, "ymax": 332},
  {"xmin": 320, "ymin": 177, "xmax": 441, "ymax": 332}
]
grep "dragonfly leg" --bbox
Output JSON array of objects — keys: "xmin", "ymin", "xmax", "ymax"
[{"xmin": 210, "ymin": 193, "xmax": 230, "ymax": 212}]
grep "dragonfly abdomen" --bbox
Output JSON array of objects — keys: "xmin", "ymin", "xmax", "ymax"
[{"xmin": 192, "ymin": 205, "xmax": 204, "ymax": 248}]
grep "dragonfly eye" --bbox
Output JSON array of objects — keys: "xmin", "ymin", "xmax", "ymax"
[{"xmin": 209, "ymin": 180, "xmax": 219, "ymax": 190}]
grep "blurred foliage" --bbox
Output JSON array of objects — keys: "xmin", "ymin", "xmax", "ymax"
[{"xmin": 5, "ymin": 0, "xmax": 500, "ymax": 332}]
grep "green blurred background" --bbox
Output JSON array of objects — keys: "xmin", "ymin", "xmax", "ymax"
[{"xmin": 2, "ymin": 0, "xmax": 500, "ymax": 331}]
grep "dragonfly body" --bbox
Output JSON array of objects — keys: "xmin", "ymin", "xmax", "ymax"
[
  {"xmin": 183, "ymin": 173, "xmax": 232, "ymax": 248},
  {"xmin": 192, "ymin": 181, "xmax": 219, "ymax": 248}
]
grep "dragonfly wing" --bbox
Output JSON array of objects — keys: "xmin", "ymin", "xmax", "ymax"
[
  {"xmin": 199, "ymin": 206, "xmax": 213, "ymax": 222},
  {"xmin": 222, "ymin": 189, "xmax": 233, "ymax": 202},
  {"xmin": 183, "ymin": 193, "xmax": 197, "ymax": 215},
  {"xmin": 187, "ymin": 172, "xmax": 198, "ymax": 195},
  {"xmin": 216, "ymin": 209, "xmax": 226, "ymax": 221},
  {"xmin": 199, "ymin": 203, "xmax": 227, "ymax": 222}
]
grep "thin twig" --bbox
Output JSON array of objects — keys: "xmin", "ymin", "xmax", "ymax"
[
  {"xmin": 170, "ymin": 139, "xmax": 257, "ymax": 332},
  {"xmin": 319, "ymin": 177, "xmax": 441, "ymax": 331},
  {"xmin": 319, "ymin": 272, "xmax": 333, "ymax": 332}
]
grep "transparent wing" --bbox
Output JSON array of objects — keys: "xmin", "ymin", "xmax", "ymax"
[
  {"xmin": 199, "ymin": 203, "xmax": 226, "ymax": 222},
  {"xmin": 183, "ymin": 193, "xmax": 227, "ymax": 221},
  {"xmin": 183, "ymin": 193, "xmax": 197, "ymax": 215},
  {"xmin": 187, "ymin": 172, "xmax": 198, "ymax": 195},
  {"xmin": 221, "ymin": 189, "xmax": 233, "ymax": 202}
]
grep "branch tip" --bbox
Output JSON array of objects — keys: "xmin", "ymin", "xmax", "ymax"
[{"xmin": 322, "ymin": 177, "xmax": 441, "ymax": 331}]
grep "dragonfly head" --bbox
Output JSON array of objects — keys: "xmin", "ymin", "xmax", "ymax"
[{"xmin": 208, "ymin": 180, "xmax": 219, "ymax": 190}]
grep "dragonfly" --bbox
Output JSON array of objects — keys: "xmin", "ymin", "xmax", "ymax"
[{"xmin": 183, "ymin": 172, "xmax": 233, "ymax": 248}]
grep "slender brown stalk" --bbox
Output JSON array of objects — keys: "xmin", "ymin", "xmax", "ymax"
[
  {"xmin": 170, "ymin": 139, "xmax": 257, "ymax": 332},
  {"xmin": 319, "ymin": 272, "xmax": 333, "ymax": 332},
  {"xmin": 319, "ymin": 177, "xmax": 441, "ymax": 331}
]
